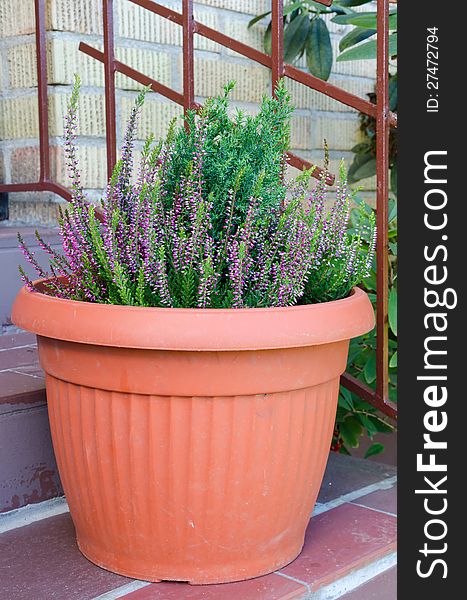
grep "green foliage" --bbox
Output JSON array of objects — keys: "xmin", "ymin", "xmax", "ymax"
[
  {"xmin": 164, "ymin": 81, "xmax": 293, "ymax": 235},
  {"xmin": 348, "ymin": 74, "xmax": 397, "ymax": 190},
  {"xmin": 22, "ymin": 80, "xmax": 376, "ymax": 311},
  {"xmin": 333, "ymin": 197, "xmax": 397, "ymax": 457},
  {"xmin": 249, "ymin": 1, "xmax": 397, "ymax": 81}
]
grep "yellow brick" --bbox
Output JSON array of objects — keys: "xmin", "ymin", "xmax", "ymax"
[
  {"xmin": 47, "ymin": 0, "xmax": 102, "ymax": 35},
  {"xmin": 0, "ymin": 0, "xmax": 35, "ymax": 37},
  {"xmin": 223, "ymin": 19, "xmax": 266, "ymax": 58},
  {"xmin": 115, "ymin": 47, "xmax": 172, "ymax": 91},
  {"xmin": 49, "ymin": 93, "xmax": 106, "ymax": 137},
  {"xmin": 118, "ymin": 2, "xmax": 220, "ymax": 52},
  {"xmin": 43, "ymin": 39, "xmax": 171, "ymax": 90},
  {"xmin": 286, "ymin": 75, "xmax": 373, "ymax": 112},
  {"xmin": 51, "ymin": 144, "xmax": 108, "ymax": 189},
  {"xmin": 315, "ymin": 116, "xmax": 362, "ymax": 151},
  {"xmin": 120, "ymin": 96, "xmax": 183, "ymax": 141},
  {"xmin": 0, "ymin": 96, "xmax": 38, "ymax": 139},
  {"xmin": 9, "ymin": 195, "xmax": 68, "ymax": 227},
  {"xmin": 290, "ymin": 115, "xmax": 312, "ymax": 151},
  {"xmin": 0, "ymin": 150, "xmax": 5, "ymax": 183},
  {"xmin": 10, "ymin": 146, "xmax": 40, "ymax": 183},
  {"xmin": 195, "ymin": 0, "xmax": 269, "ymax": 15},
  {"xmin": 194, "ymin": 58, "xmax": 269, "ymax": 102},
  {"xmin": 49, "ymin": 38, "xmax": 104, "ymax": 87}
]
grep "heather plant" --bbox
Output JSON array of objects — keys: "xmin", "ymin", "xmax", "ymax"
[{"xmin": 19, "ymin": 76, "xmax": 375, "ymax": 309}]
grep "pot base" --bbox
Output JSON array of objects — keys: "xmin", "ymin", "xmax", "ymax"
[{"xmin": 77, "ymin": 536, "xmax": 305, "ymax": 585}]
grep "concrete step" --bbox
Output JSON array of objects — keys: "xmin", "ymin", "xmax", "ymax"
[
  {"xmin": 0, "ymin": 454, "xmax": 396, "ymax": 599},
  {"xmin": 0, "ymin": 331, "xmax": 62, "ymax": 512}
]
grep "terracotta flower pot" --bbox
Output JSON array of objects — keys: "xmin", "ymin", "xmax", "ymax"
[{"xmin": 12, "ymin": 282, "xmax": 374, "ymax": 584}]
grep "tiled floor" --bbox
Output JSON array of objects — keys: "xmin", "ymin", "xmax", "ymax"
[
  {"xmin": 0, "ymin": 331, "xmax": 62, "ymax": 512},
  {"xmin": 0, "ymin": 330, "xmax": 45, "ymax": 405},
  {"xmin": 0, "ymin": 460, "xmax": 397, "ymax": 599},
  {"xmin": 0, "ymin": 331, "xmax": 397, "ymax": 599}
]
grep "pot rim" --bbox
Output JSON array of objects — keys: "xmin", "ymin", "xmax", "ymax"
[{"xmin": 12, "ymin": 279, "xmax": 375, "ymax": 351}]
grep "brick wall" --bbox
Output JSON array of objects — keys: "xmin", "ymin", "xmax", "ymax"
[{"xmin": 0, "ymin": 0, "xmax": 377, "ymax": 226}]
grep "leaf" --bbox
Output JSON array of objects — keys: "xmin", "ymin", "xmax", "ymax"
[
  {"xmin": 339, "ymin": 26, "xmax": 376, "ymax": 52},
  {"xmin": 389, "ymin": 74, "xmax": 398, "ymax": 111},
  {"xmin": 332, "ymin": 11, "xmax": 397, "ymax": 30},
  {"xmin": 388, "ymin": 198, "xmax": 397, "ymax": 223},
  {"xmin": 306, "ymin": 17, "xmax": 333, "ymax": 81},
  {"xmin": 284, "ymin": 1, "xmax": 308, "ymax": 16},
  {"xmin": 388, "ymin": 287, "xmax": 397, "ymax": 335},
  {"xmin": 339, "ymin": 387, "xmax": 355, "ymax": 411},
  {"xmin": 349, "ymin": 154, "xmax": 377, "ymax": 182},
  {"xmin": 284, "ymin": 13, "xmax": 310, "ymax": 63},
  {"xmin": 390, "ymin": 351, "xmax": 398, "ymax": 368},
  {"xmin": 337, "ymin": 33, "xmax": 397, "ymax": 62},
  {"xmin": 336, "ymin": 0, "xmax": 372, "ymax": 6},
  {"xmin": 264, "ymin": 22, "xmax": 272, "ymax": 54},
  {"xmin": 364, "ymin": 443, "xmax": 385, "ymax": 459},
  {"xmin": 351, "ymin": 142, "xmax": 371, "ymax": 154},
  {"xmin": 363, "ymin": 351, "xmax": 376, "ymax": 384},
  {"xmin": 248, "ymin": 11, "xmax": 271, "ymax": 29},
  {"xmin": 372, "ymin": 418, "xmax": 394, "ymax": 434},
  {"xmin": 390, "ymin": 163, "xmax": 397, "ymax": 193},
  {"xmin": 339, "ymin": 416, "xmax": 363, "ymax": 448}
]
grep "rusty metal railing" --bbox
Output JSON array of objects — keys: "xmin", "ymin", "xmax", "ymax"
[{"xmin": 0, "ymin": 0, "xmax": 397, "ymax": 418}]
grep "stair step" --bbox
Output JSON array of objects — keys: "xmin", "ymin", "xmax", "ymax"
[
  {"xmin": 0, "ymin": 456, "xmax": 396, "ymax": 600},
  {"xmin": 0, "ymin": 331, "xmax": 62, "ymax": 513}
]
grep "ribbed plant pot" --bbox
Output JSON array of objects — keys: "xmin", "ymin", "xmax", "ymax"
[{"xmin": 12, "ymin": 282, "xmax": 374, "ymax": 584}]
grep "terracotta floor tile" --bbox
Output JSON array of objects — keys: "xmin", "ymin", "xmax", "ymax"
[
  {"xmin": 318, "ymin": 453, "xmax": 396, "ymax": 503},
  {"xmin": 121, "ymin": 574, "xmax": 307, "ymax": 600},
  {"xmin": 0, "ymin": 513, "xmax": 131, "ymax": 600},
  {"xmin": 351, "ymin": 485, "xmax": 397, "ymax": 516},
  {"xmin": 279, "ymin": 503, "xmax": 396, "ymax": 590},
  {"xmin": 338, "ymin": 566, "xmax": 397, "ymax": 599}
]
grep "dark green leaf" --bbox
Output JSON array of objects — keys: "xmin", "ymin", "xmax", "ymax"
[
  {"xmin": 351, "ymin": 142, "xmax": 371, "ymax": 154},
  {"xmin": 284, "ymin": 2, "xmax": 308, "ymax": 16},
  {"xmin": 340, "ymin": 416, "xmax": 363, "ymax": 448},
  {"xmin": 264, "ymin": 22, "xmax": 272, "ymax": 54},
  {"xmin": 332, "ymin": 11, "xmax": 397, "ymax": 30},
  {"xmin": 336, "ymin": 0, "xmax": 372, "ymax": 7},
  {"xmin": 248, "ymin": 11, "xmax": 271, "ymax": 29},
  {"xmin": 337, "ymin": 33, "xmax": 397, "ymax": 62},
  {"xmin": 339, "ymin": 387, "xmax": 355, "ymax": 411},
  {"xmin": 284, "ymin": 13, "xmax": 310, "ymax": 63},
  {"xmin": 388, "ymin": 288, "xmax": 397, "ymax": 335},
  {"xmin": 364, "ymin": 442, "xmax": 385, "ymax": 459},
  {"xmin": 389, "ymin": 74, "xmax": 398, "ymax": 111},
  {"xmin": 349, "ymin": 155, "xmax": 377, "ymax": 182},
  {"xmin": 388, "ymin": 198, "xmax": 397, "ymax": 223},
  {"xmin": 372, "ymin": 418, "xmax": 394, "ymax": 433},
  {"xmin": 363, "ymin": 269, "xmax": 376, "ymax": 292},
  {"xmin": 306, "ymin": 17, "xmax": 333, "ymax": 81},
  {"xmin": 363, "ymin": 351, "xmax": 376, "ymax": 384},
  {"xmin": 390, "ymin": 163, "xmax": 397, "ymax": 193},
  {"xmin": 358, "ymin": 413, "xmax": 378, "ymax": 437},
  {"xmin": 339, "ymin": 26, "xmax": 376, "ymax": 52}
]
